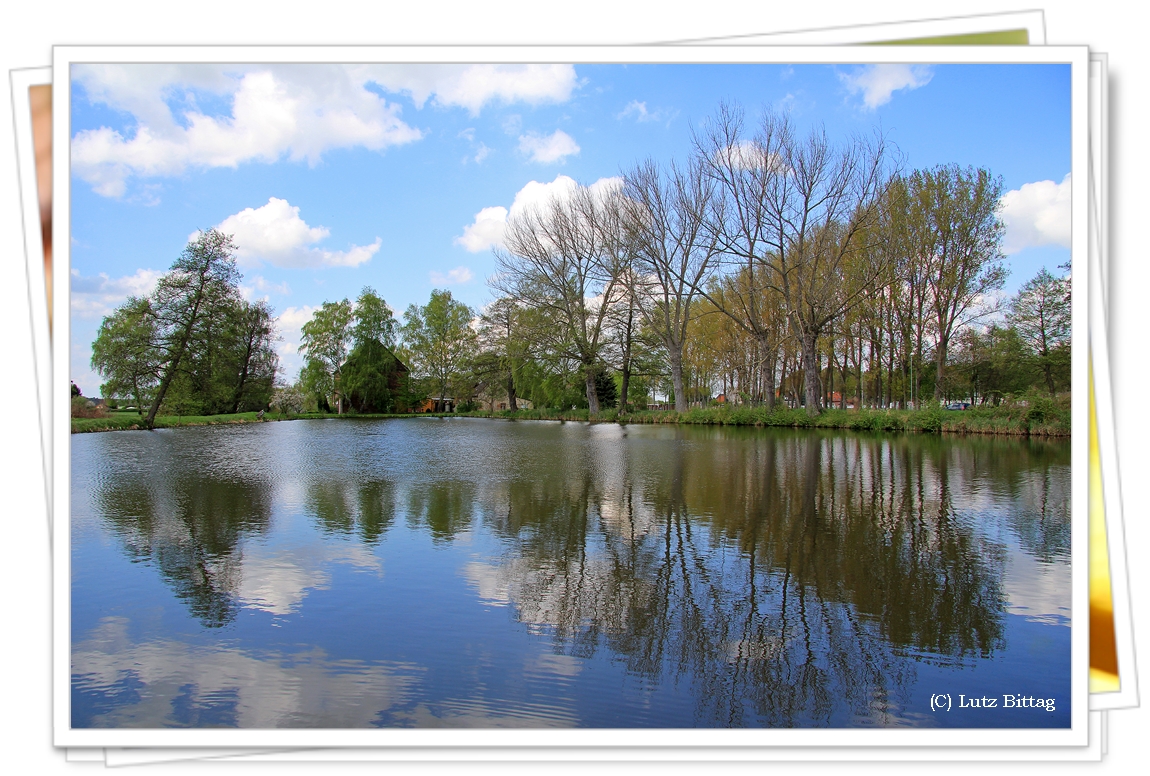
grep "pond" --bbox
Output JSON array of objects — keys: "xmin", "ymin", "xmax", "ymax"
[{"xmin": 70, "ymin": 417, "xmax": 1071, "ymax": 728}]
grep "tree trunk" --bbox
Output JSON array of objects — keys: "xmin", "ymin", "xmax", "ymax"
[
  {"xmin": 584, "ymin": 363, "xmax": 600, "ymax": 414},
  {"xmin": 507, "ymin": 370, "xmax": 518, "ymax": 411},
  {"xmin": 619, "ymin": 363, "xmax": 630, "ymax": 413},
  {"xmin": 933, "ymin": 334, "xmax": 949, "ymax": 401},
  {"xmin": 669, "ymin": 349, "xmax": 687, "ymax": 413},
  {"xmin": 145, "ymin": 327, "xmax": 195, "ymax": 429},
  {"xmin": 800, "ymin": 329, "xmax": 822, "ymax": 417},
  {"xmin": 755, "ymin": 332, "xmax": 776, "ymax": 410},
  {"xmin": 230, "ymin": 335, "xmax": 255, "ymax": 414}
]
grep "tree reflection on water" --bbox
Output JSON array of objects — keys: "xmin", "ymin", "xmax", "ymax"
[{"xmin": 77, "ymin": 420, "xmax": 1070, "ymax": 726}]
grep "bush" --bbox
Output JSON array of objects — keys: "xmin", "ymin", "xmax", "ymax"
[
  {"xmin": 71, "ymin": 397, "xmax": 108, "ymax": 419},
  {"xmin": 917, "ymin": 409, "xmax": 944, "ymax": 434}
]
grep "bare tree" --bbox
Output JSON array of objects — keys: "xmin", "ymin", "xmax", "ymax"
[
  {"xmin": 623, "ymin": 157, "xmax": 721, "ymax": 412},
  {"xmin": 494, "ymin": 182, "xmax": 628, "ymax": 413},
  {"xmin": 696, "ymin": 104, "xmax": 892, "ymax": 415}
]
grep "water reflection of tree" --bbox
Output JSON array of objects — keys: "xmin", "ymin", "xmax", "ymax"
[
  {"xmin": 305, "ymin": 479, "xmax": 397, "ymax": 545},
  {"xmin": 471, "ymin": 429, "xmax": 1044, "ymax": 726},
  {"xmin": 95, "ymin": 475, "xmax": 272, "ymax": 628},
  {"xmin": 405, "ymin": 481, "xmax": 475, "ymax": 542}
]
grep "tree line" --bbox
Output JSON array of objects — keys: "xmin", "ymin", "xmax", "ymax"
[{"xmin": 92, "ymin": 102, "xmax": 1070, "ymax": 423}]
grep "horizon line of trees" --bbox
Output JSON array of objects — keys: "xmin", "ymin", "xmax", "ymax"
[{"xmin": 91, "ymin": 101, "xmax": 1071, "ymax": 422}]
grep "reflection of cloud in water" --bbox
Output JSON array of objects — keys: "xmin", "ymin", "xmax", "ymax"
[
  {"xmin": 462, "ymin": 560, "xmax": 513, "ymax": 608},
  {"xmin": 73, "ymin": 617, "xmax": 422, "ymax": 728},
  {"xmin": 384, "ymin": 698, "xmax": 579, "ymax": 728},
  {"xmin": 236, "ymin": 540, "xmax": 382, "ymax": 615},
  {"xmin": 1003, "ymin": 549, "xmax": 1071, "ymax": 626}
]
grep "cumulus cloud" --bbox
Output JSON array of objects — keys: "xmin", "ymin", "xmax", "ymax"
[
  {"xmin": 72, "ymin": 66, "xmax": 424, "ymax": 198},
  {"xmin": 454, "ymin": 174, "xmax": 622, "ymax": 253},
  {"xmin": 70, "ymin": 267, "xmax": 162, "ymax": 318},
  {"xmin": 455, "ymin": 206, "xmax": 509, "ymax": 252},
  {"xmin": 517, "ymin": 129, "xmax": 580, "ymax": 164},
  {"xmin": 998, "ymin": 173, "xmax": 1072, "ymax": 254},
  {"xmin": 839, "ymin": 64, "xmax": 933, "ymax": 110},
  {"xmin": 356, "ymin": 63, "xmax": 579, "ymax": 115},
  {"xmin": 429, "ymin": 266, "xmax": 474, "ymax": 285},
  {"xmin": 71, "ymin": 64, "xmax": 579, "ymax": 197},
  {"xmin": 206, "ymin": 197, "xmax": 380, "ymax": 269},
  {"xmin": 275, "ymin": 304, "xmax": 319, "ymax": 378},
  {"xmin": 711, "ymin": 142, "xmax": 788, "ymax": 173}
]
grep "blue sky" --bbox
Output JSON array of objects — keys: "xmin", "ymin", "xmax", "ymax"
[{"xmin": 68, "ymin": 62, "xmax": 1072, "ymax": 395}]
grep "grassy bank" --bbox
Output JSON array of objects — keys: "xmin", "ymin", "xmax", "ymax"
[
  {"xmin": 73, "ymin": 400, "xmax": 1069, "ymax": 437},
  {"xmin": 455, "ymin": 400, "xmax": 1070, "ymax": 437},
  {"xmin": 72, "ymin": 410, "xmax": 273, "ymax": 433}
]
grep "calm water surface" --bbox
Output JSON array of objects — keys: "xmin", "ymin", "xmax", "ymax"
[{"xmin": 71, "ymin": 418, "xmax": 1071, "ymax": 728}]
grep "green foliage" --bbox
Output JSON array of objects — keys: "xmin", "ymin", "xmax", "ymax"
[
  {"xmin": 91, "ymin": 295, "xmax": 160, "ymax": 411},
  {"xmin": 593, "ymin": 365, "xmax": 617, "ymax": 410},
  {"xmin": 352, "ymin": 287, "xmax": 399, "ymax": 349},
  {"xmin": 402, "ymin": 289, "xmax": 477, "ymax": 403},
  {"xmin": 341, "ymin": 339, "xmax": 403, "ymax": 413},
  {"xmin": 90, "ymin": 230, "xmax": 281, "ymax": 428},
  {"xmin": 1009, "ymin": 267, "xmax": 1072, "ymax": 395}
]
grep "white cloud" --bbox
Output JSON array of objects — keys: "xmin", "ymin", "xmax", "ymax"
[
  {"xmin": 454, "ymin": 175, "xmax": 622, "ymax": 253},
  {"xmin": 356, "ymin": 63, "xmax": 579, "ymax": 115},
  {"xmin": 70, "ymin": 267, "xmax": 162, "ymax": 319},
  {"xmin": 839, "ymin": 64, "xmax": 933, "ymax": 110},
  {"xmin": 713, "ymin": 142, "xmax": 787, "ymax": 173},
  {"xmin": 998, "ymin": 174, "xmax": 1072, "ymax": 254},
  {"xmin": 71, "ymin": 64, "xmax": 579, "ymax": 197},
  {"xmin": 517, "ymin": 129, "xmax": 580, "ymax": 164},
  {"xmin": 275, "ymin": 304, "xmax": 319, "ymax": 379},
  {"xmin": 456, "ymin": 127, "xmax": 492, "ymax": 164},
  {"xmin": 472, "ymin": 143, "xmax": 492, "ymax": 164},
  {"xmin": 454, "ymin": 206, "xmax": 509, "ymax": 252},
  {"xmin": 616, "ymin": 100, "xmax": 678, "ymax": 124},
  {"xmin": 239, "ymin": 275, "xmax": 292, "ymax": 301},
  {"xmin": 429, "ymin": 266, "xmax": 475, "ymax": 285},
  {"xmin": 207, "ymin": 197, "xmax": 380, "ymax": 269},
  {"xmin": 72, "ymin": 66, "xmax": 424, "ymax": 199}
]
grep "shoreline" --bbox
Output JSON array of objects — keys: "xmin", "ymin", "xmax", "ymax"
[{"xmin": 72, "ymin": 403, "xmax": 1070, "ymax": 437}]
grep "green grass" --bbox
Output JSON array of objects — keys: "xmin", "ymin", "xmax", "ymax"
[
  {"xmin": 73, "ymin": 400, "xmax": 1070, "ymax": 437},
  {"xmin": 454, "ymin": 401, "xmax": 1070, "ymax": 437}
]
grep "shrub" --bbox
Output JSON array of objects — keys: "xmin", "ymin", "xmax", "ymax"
[{"xmin": 71, "ymin": 397, "xmax": 108, "ymax": 419}]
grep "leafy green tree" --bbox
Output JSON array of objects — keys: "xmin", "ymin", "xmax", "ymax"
[
  {"xmin": 1008, "ymin": 267, "xmax": 1071, "ymax": 395},
  {"xmin": 401, "ymin": 289, "xmax": 477, "ymax": 405},
  {"xmin": 299, "ymin": 299, "xmax": 354, "ymax": 413},
  {"xmin": 298, "ymin": 359, "xmax": 334, "ymax": 413},
  {"xmin": 352, "ymin": 286, "xmax": 399, "ymax": 348},
  {"xmin": 226, "ymin": 300, "xmax": 279, "ymax": 413},
  {"xmin": 342, "ymin": 339, "xmax": 402, "ymax": 413},
  {"xmin": 951, "ymin": 325, "xmax": 1031, "ymax": 404},
  {"xmin": 143, "ymin": 229, "xmax": 243, "ymax": 428},
  {"xmin": 91, "ymin": 295, "xmax": 160, "ymax": 413},
  {"xmin": 90, "ymin": 229, "xmax": 281, "ymax": 423},
  {"xmin": 907, "ymin": 165, "xmax": 1008, "ymax": 400}
]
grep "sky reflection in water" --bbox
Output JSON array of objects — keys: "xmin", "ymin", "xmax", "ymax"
[{"xmin": 71, "ymin": 418, "xmax": 1071, "ymax": 728}]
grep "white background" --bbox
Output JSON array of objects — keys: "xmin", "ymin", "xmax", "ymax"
[{"xmin": 1, "ymin": 2, "xmax": 1143, "ymax": 773}]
